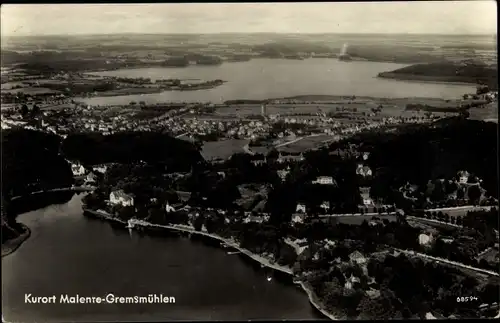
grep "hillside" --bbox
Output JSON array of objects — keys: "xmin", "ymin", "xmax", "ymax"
[
  {"xmin": 378, "ymin": 62, "xmax": 498, "ymax": 89},
  {"xmin": 1, "ymin": 129, "xmax": 74, "ymax": 198},
  {"xmin": 1, "ymin": 129, "xmax": 74, "ymax": 246},
  {"xmin": 337, "ymin": 118, "xmax": 498, "ymax": 199},
  {"xmin": 61, "ymin": 132, "xmax": 204, "ymax": 171}
]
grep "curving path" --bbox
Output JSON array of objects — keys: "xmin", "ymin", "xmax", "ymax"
[{"xmin": 394, "ymin": 248, "xmax": 499, "ymax": 277}]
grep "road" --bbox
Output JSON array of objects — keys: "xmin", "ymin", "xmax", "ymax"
[
  {"xmin": 274, "ymin": 136, "xmax": 307, "ymax": 148},
  {"xmin": 274, "ymin": 133, "xmax": 323, "ymax": 148},
  {"xmin": 395, "ymin": 248, "xmax": 499, "ymax": 277},
  {"xmin": 425, "ymin": 205, "xmax": 494, "ymax": 217},
  {"xmin": 242, "ymin": 144, "xmax": 255, "ymax": 155},
  {"xmin": 175, "ymin": 132, "xmax": 188, "ymax": 138}
]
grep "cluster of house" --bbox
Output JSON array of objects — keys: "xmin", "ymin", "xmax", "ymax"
[
  {"xmin": 277, "ymin": 151, "xmax": 305, "ymax": 164},
  {"xmin": 0, "ymin": 118, "xmax": 27, "ymax": 130},
  {"xmin": 109, "ymin": 190, "xmax": 135, "ymax": 207},
  {"xmin": 73, "ymin": 113, "xmax": 139, "ymax": 135},
  {"xmin": 70, "ymin": 162, "xmax": 108, "ymax": 185},
  {"xmin": 294, "ymin": 242, "xmax": 373, "ymax": 293},
  {"xmin": 150, "ymin": 116, "xmax": 273, "ymax": 141},
  {"xmin": 463, "ymin": 91, "xmax": 498, "ymax": 102},
  {"xmin": 356, "ymin": 163, "xmax": 373, "ymax": 177},
  {"xmin": 226, "ymin": 120, "xmax": 272, "ymax": 140},
  {"xmin": 401, "ymin": 169, "xmax": 486, "ymax": 204}
]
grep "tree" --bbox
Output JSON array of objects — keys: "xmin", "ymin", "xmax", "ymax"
[
  {"xmin": 467, "ymin": 185, "xmax": 482, "ymax": 205},
  {"xmin": 31, "ymin": 104, "xmax": 41, "ymax": 117},
  {"xmin": 193, "ymin": 216, "xmax": 204, "ymax": 231},
  {"xmin": 481, "ymin": 283, "xmax": 500, "ymax": 304},
  {"xmin": 478, "ymin": 258, "xmax": 490, "ymax": 270},
  {"xmin": 402, "ymin": 307, "xmax": 412, "ymax": 319},
  {"xmin": 459, "ymin": 109, "xmax": 470, "ymax": 119},
  {"xmin": 20, "ymin": 104, "xmax": 29, "ymax": 117},
  {"xmin": 431, "ymin": 181, "xmax": 446, "ymax": 202}
]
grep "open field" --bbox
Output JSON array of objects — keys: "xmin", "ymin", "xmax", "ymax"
[
  {"xmin": 468, "ymin": 103, "xmax": 498, "ymax": 123},
  {"xmin": 334, "ymin": 214, "xmax": 398, "ymax": 225},
  {"xmin": 182, "ymin": 114, "xmax": 241, "ymax": 121},
  {"xmin": 407, "ymin": 218, "xmax": 459, "ymax": 231},
  {"xmin": 1, "ymin": 81, "xmax": 27, "ymax": 89},
  {"xmin": 277, "ymin": 135, "xmax": 333, "ymax": 152},
  {"xmin": 92, "ymin": 87, "xmax": 163, "ymax": 97},
  {"xmin": 40, "ymin": 102, "xmax": 74, "ymax": 110},
  {"xmin": 214, "ymin": 99, "xmax": 465, "ymax": 119},
  {"xmin": 2, "ymin": 87, "xmax": 61, "ymax": 95},
  {"xmin": 201, "ymin": 139, "xmax": 249, "ymax": 160}
]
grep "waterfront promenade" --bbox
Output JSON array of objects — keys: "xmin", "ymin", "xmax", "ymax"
[
  {"xmin": 84, "ymin": 212, "xmax": 337, "ymax": 319},
  {"xmin": 127, "ymin": 219, "xmax": 341, "ymax": 320}
]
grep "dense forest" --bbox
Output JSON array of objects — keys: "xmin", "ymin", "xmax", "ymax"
[
  {"xmin": 61, "ymin": 132, "xmax": 204, "ymax": 171},
  {"xmin": 1, "ymin": 130, "xmax": 74, "ymax": 242},
  {"xmin": 1, "ymin": 129, "xmax": 74, "ymax": 199},
  {"xmin": 331, "ymin": 118, "xmax": 498, "ymax": 200}
]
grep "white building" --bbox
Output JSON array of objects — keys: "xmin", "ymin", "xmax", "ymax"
[
  {"xmin": 349, "ymin": 251, "xmax": 367, "ymax": 265},
  {"xmin": 418, "ymin": 233, "xmax": 433, "ymax": 246},
  {"xmin": 356, "ymin": 164, "xmax": 373, "ymax": 177},
  {"xmin": 344, "ymin": 275, "xmax": 361, "ymax": 290},
  {"xmin": 312, "ymin": 176, "xmax": 335, "ymax": 185},
  {"xmin": 291, "ymin": 214, "xmax": 305, "ymax": 224},
  {"xmin": 165, "ymin": 202, "xmax": 176, "ymax": 213},
  {"xmin": 71, "ymin": 164, "xmax": 86, "ymax": 176},
  {"xmin": 243, "ymin": 215, "xmax": 265, "ymax": 224},
  {"xmin": 359, "ymin": 187, "xmax": 373, "ymax": 206},
  {"xmin": 457, "ymin": 170, "xmax": 470, "ymax": 184},
  {"xmin": 320, "ymin": 201, "xmax": 330, "ymax": 212},
  {"xmin": 85, "ymin": 172, "xmax": 98, "ymax": 184},
  {"xmin": 277, "ymin": 169, "xmax": 290, "ymax": 181},
  {"xmin": 296, "ymin": 203, "xmax": 306, "ymax": 213},
  {"xmin": 110, "ymin": 190, "xmax": 135, "ymax": 207},
  {"xmin": 93, "ymin": 165, "xmax": 108, "ymax": 174}
]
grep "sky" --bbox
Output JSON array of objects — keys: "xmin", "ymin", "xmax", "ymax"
[{"xmin": 1, "ymin": 1, "xmax": 497, "ymax": 36}]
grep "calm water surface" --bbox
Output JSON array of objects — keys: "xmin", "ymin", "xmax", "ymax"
[
  {"xmin": 82, "ymin": 58, "xmax": 475, "ymax": 105},
  {"xmin": 2, "ymin": 194, "xmax": 322, "ymax": 322}
]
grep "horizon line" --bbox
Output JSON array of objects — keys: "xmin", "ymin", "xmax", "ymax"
[{"xmin": 1, "ymin": 32, "xmax": 497, "ymax": 38}]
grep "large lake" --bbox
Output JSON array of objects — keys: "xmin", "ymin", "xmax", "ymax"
[
  {"xmin": 82, "ymin": 58, "xmax": 475, "ymax": 105},
  {"xmin": 2, "ymin": 194, "xmax": 322, "ymax": 322}
]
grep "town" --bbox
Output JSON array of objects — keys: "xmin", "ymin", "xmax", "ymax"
[
  {"xmin": 1, "ymin": 5, "xmax": 499, "ymax": 321},
  {"xmin": 2, "ymin": 74, "xmax": 499, "ymax": 320}
]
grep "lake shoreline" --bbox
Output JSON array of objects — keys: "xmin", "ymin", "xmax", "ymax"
[
  {"xmin": 1, "ymin": 224, "xmax": 31, "ymax": 258},
  {"xmin": 2, "ymin": 187, "xmax": 95, "ymax": 257},
  {"xmin": 76, "ymin": 59, "xmax": 475, "ymax": 106},
  {"xmin": 83, "ymin": 208, "xmax": 341, "ymax": 320},
  {"xmin": 377, "ymin": 72, "xmax": 483, "ymax": 86}
]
